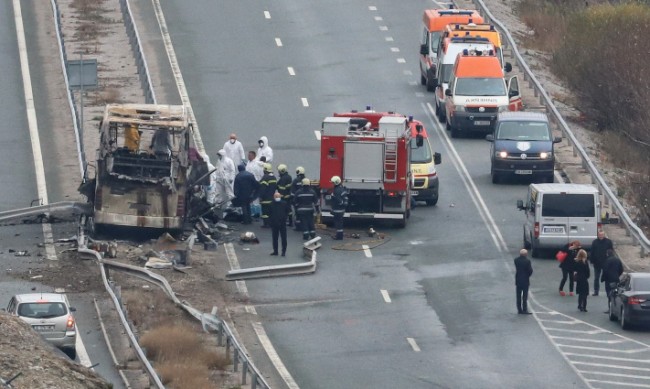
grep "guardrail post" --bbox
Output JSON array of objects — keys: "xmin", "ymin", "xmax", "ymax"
[
  {"xmin": 252, "ymin": 373, "xmax": 258, "ymax": 389},
  {"xmin": 241, "ymin": 360, "xmax": 248, "ymax": 384},
  {"xmin": 226, "ymin": 336, "xmax": 231, "ymax": 355},
  {"xmin": 233, "ymin": 348, "xmax": 239, "ymax": 372},
  {"xmin": 217, "ymin": 322, "xmax": 224, "ymax": 346}
]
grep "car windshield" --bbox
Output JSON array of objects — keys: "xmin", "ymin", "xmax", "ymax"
[
  {"xmin": 496, "ymin": 121, "xmax": 550, "ymax": 141},
  {"xmin": 410, "ymin": 138, "xmax": 432, "ymax": 163},
  {"xmin": 455, "ymin": 78, "xmax": 506, "ymax": 96},
  {"xmin": 18, "ymin": 302, "xmax": 67, "ymax": 319},
  {"xmin": 632, "ymin": 277, "xmax": 650, "ymax": 291}
]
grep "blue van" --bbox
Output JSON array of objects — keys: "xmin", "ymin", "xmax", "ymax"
[{"xmin": 485, "ymin": 111, "xmax": 561, "ymax": 184}]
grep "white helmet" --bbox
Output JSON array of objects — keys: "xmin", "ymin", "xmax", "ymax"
[
  {"xmin": 302, "ymin": 178, "xmax": 311, "ymax": 186},
  {"xmin": 331, "ymin": 176, "xmax": 341, "ymax": 185},
  {"xmin": 296, "ymin": 166, "xmax": 305, "ymax": 175},
  {"xmin": 264, "ymin": 163, "xmax": 273, "ymax": 173},
  {"xmin": 278, "ymin": 164, "xmax": 288, "ymax": 173}
]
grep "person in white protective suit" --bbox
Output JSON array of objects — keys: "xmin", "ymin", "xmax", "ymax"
[
  {"xmin": 199, "ymin": 152, "xmax": 218, "ymax": 205},
  {"xmin": 216, "ymin": 149, "xmax": 237, "ymax": 185},
  {"xmin": 257, "ymin": 136, "xmax": 273, "ymax": 163},
  {"xmin": 222, "ymin": 133, "xmax": 246, "ymax": 166}
]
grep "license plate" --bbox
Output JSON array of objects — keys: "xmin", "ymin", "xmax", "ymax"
[
  {"xmin": 33, "ymin": 325, "xmax": 55, "ymax": 332},
  {"xmin": 515, "ymin": 170, "xmax": 533, "ymax": 175},
  {"xmin": 542, "ymin": 226, "xmax": 565, "ymax": 234},
  {"xmin": 411, "ymin": 191, "xmax": 419, "ymax": 196},
  {"xmin": 474, "ymin": 120, "xmax": 491, "ymax": 126}
]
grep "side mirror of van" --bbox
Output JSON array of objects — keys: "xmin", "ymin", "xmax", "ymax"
[
  {"xmin": 420, "ymin": 44, "xmax": 428, "ymax": 56},
  {"xmin": 416, "ymin": 134, "xmax": 424, "ymax": 148},
  {"xmin": 69, "ymin": 307, "xmax": 77, "ymax": 312},
  {"xmin": 516, "ymin": 199, "xmax": 525, "ymax": 210},
  {"xmin": 553, "ymin": 136, "xmax": 562, "ymax": 144},
  {"xmin": 434, "ymin": 152, "xmax": 442, "ymax": 165},
  {"xmin": 504, "ymin": 62, "xmax": 513, "ymax": 73},
  {"xmin": 485, "ymin": 134, "xmax": 494, "ymax": 142},
  {"xmin": 445, "ymin": 89, "xmax": 452, "ymax": 97}
]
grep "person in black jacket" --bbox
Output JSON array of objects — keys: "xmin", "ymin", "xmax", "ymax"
[
  {"xmin": 514, "ymin": 249, "xmax": 533, "ymax": 314},
  {"xmin": 559, "ymin": 240, "xmax": 581, "ymax": 296},
  {"xmin": 574, "ymin": 249, "xmax": 591, "ymax": 312},
  {"xmin": 259, "ymin": 163, "xmax": 278, "ymax": 227},
  {"xmin": 601, "ymin": 249, "xmax": 624, "ymax": 310},
  {"xmin": 330, "ymin": 176, "xmax": 348, "ymax": 240},
  {"xmin": 290, "ymin": 166, "xmax": 306, "ymax": 230},
  {"xmin": 269, "ymin": 192, "xmax": 289, "ymax": 256},
  {"xmin": 590, "ymin": 230, "xmax": 613, "ymax": 296},
  {"xmin": 233, "ymin": 164, "xmax": 259, "ymax": 224},
  {"xmin": 276, "ymin": 164, "xmax": 293, "ymax": 227},
  {"xmin": 294, "ymin": 178, "xmax": 318, "ymax": 241}
]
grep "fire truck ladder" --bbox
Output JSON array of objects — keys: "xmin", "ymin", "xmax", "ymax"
[{"xmin": 383, "ymin": 129, "xmax": 399, "ymax": 183}]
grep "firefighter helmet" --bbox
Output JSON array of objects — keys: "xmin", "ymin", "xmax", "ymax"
[
  {"xmin": 296, "ymin": 166, "xmax": 305, "ymax": 175},
  {"xmin": 331, "ymin": 176, "xmax": 341, "ymax": 185},
  {"xmin": 264, "ymin": 163, "xmax": 273, "ymax": 173},
  {"xmin": 278, "ymin": 164, "xmax": 288, "ymax": 173},
  {"xmin": 302, "ymin": 178, "xmax": 311, "ymax": 186}
]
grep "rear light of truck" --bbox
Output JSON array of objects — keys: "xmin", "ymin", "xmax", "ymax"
[
  {"xmin": 66, "ymin": 315, "xmax": 75, "ymax": 330},
  {"xmin": 628, "ymin": 297, "xmax": 645, "ymax": 305},
  {"xmin": 534, "ymin": 222, "xmax": 539, "ymax": 238},
  {"xmin": 176, "ymin": 195, "xmax": 185, "ymax": 217}
]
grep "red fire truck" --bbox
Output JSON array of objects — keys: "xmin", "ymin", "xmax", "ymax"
[{"xmin": 318, "ymin": 109, "xmax": 421, "ymax": 227}]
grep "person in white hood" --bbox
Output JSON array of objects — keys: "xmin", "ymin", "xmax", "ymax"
[
  {"xmin": 216, "ymin": 149, "xmax": 236, "ymax": 184},
  {"xmin": 223, "ymin": 133, "xmax": 246, "ymax": 166},
  {"xmin": 257, "ymin": 136, "xmax": 273, "ymax": 163}
]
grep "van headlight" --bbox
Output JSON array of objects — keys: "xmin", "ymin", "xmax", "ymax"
[
  {"xmin": 496, "ymin": 151, "xmax": 508, "ymax": 159},
  {"xmin": 453, "ymin": 105, "xmax": 466, "ymax": 112},
  {"xmin": 498, "ymin": 105, "xmax": 509, "ymax": 112},
  {"xmin": 539, "ymin": 152, "xmax": 551, "ymax": 159}
]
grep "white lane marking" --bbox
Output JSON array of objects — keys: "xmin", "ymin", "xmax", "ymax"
[
  {"xmin": 368, "ymin": 6, "xmax": 377, "ymax": 11},
  {"xmin": 557, "ymin": 344, "xmax": 648, "ymax": 354},
  {"xmin": 385, "ymin": 36, "xmax": 394, "ymax": 42},
  {"xmin": 404, "ymin": 70, "xmax": 413, "ymax": 76},
  {"xmin": 406, "ymin": 337, "xmax": 421, "ymax": 352},
  {"xmin": 380, "ymin": 289, "xmax": 391, "ymax": 303},
  {"xmin": 585, "ymin": 380, "xmax": 650, "ymax": 388},
  {"xmin": 224, "ymin": 243, "xmax": 258, "ymax": 315},
  {"xmin": 252, "ymin": 322, "xmax": 300, "ymax": 389},
  {"xmin": 396, "ymin": 58, "xmax": 406, "ymax": 63},
  {"xmin": 574, "ymin": 361, "xmax": 650, "ymax": 372},
  {"xmin": 301, "ymin": 97, "xmax": 309, "ymax": 107},
  {"xmin": 152, "ymin": 0, "xmax": 205, "ymax": 152},
  {"xmin": 582, "ymin": 371, "xmax": 650, "ymax": 380},
  {"xmin": 374, "ymin": 16, "xmax": 383, "ymax": 21},
  {"xmin": 264, "ymin": 10, "xmax": 271, "ymax": 19},
  {"xmin": 565, "ymin": 352, "xmax": 650, "ymax": 363},
  {"xmin": 275, "ymin": 37, "xmax": 283, "ymax": 47},
  {"xmin": 74, "ymin": 322, "xmax": 92, "ymax": 367},
  {"xmin": 390, "ymin": 47, "xmax": 400, "ymax": 52},
  {"xmin": 415, "ymin": 92, "xmax": 424, "ymax": 98},
  {"xmin": 314, "ymin": 130, "xmax": 321, "ymax": 141},
  {"xmin": 287, "ymin": 66, "xmax": 295, "ymax": 76},
  {"xmin": 545, "ymin": 328, "xmax": 608, "ymax": 335},
  {"xmin": 13, "ymin": 0, "xmax": 58, "ymax": 261},
  {"xmin": 361, "ymin": 244, "xmax": 372, "ymax": 258},
  {"xmin": 550, "ymin": 336, "xmax": 626, "ymax": 344},
  {"xmin": 379, "ymin": 26, "xmax": 388, "ymax": 31}
]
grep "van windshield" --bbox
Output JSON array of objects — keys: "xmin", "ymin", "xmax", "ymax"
[
  {"xmin": 410, "ymin": 138, "xmax": 432, "ymax": 163},
  {"xmin": 542, "ymin": 194, "xmax": 595, "ymax": 217},
  {"xmin": 496, "ymin": 121, "xmax": 550, "ymax": 141},
  {"xmin": 455, "ymin": 78, "xmax": 506, "ymax": 96}
]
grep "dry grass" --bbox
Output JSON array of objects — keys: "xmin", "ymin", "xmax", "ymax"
[{"xmin": 123, "ymin": 288, "xmax": 180, "ymax": 330}]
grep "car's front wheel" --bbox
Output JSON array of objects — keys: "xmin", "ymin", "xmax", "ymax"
[
  {"xmin": 609, "ymin": 301, "xmax": 617, "ymax": 321},
  {"xmin": 621, "ymin": 306, "xmax": 631, "ymax": 330}
]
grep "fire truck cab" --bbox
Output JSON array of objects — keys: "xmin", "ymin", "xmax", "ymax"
[{"xmin": 319, "ymin": 111, "xmax": 415, "ymax": 227}]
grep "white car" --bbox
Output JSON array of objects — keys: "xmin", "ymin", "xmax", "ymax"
[{"xmin": 6, "ymin": 293, "xmax": 77, "ymax": 359}]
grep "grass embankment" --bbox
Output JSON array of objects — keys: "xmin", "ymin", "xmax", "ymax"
[{"xmin": 518, "ymin": 0, "xmax": 650, "ymax": 227}]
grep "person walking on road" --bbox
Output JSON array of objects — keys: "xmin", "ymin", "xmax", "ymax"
[
  {"xmin": 590, "ymin": 230, "xmax": 613, "ymax": 296},
  {"xmin": 574, "ymin": 249, "xmax": 591, "ymax": 312},
  {"xmin": 330, "ymin": 176, "xmax": 348, "ymax": 240},
  {"xmin": 294, "ymin": 178, "xmax": 318, "ymax": 241},
  {"xmin": 601, "ymin": 249, "xmax": 624, "ymax": 312},
  {"xmin": 276, "ymin": 164, "xmax": 293, "ymax": 227},
  {"xmin": 223, "ymin": 133, "xmax": 246, "ymax": 166},
  {"xmin": 259, "ymin": 163, "xmax": 277, "ymax": 228},
  {"xmin": 514, "ymin": 249, "xmax": 533, "ymax": 315},
  {"xmin": 559, "ymin": 240, "xmax": 581, "ymax": 296},
  {"xmin": 269, "ymin": 192, "xmax": 288, "ymax": 256},
  {"xmin": 233, "ymin": 164, "xmax": 259, "ymax": 224}
]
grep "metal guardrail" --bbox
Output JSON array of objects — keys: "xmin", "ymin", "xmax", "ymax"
[
  {"xmin": 49, "ymin": 0, "xmax": 86, "ymax": 178},
  {"xmin": 0, "ymin": 201, "xmax": 90, "ymax": 223},
  {"xmin": 119, "ymin": 0, "xmax": 157, "ymax": 104},
  {"xmin": 466, "ymin": 0, "xmax": 650, "ymax": 257}
]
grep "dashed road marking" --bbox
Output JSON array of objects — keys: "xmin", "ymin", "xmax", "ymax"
[
  {"xmin": 264, "ymin": 10, "xmax": 271, "ymax": 19},
  {"xmin": 397, "ymin": 58, "xmax": 406, "ymax": 63},
  {"xmin": 287, "ymin": 66, "xmax": 295, "ymax": 76},
  {"xmin": 407, "ymin": 337, "xmax": 421, "ymax": 352},
  {"xmin": 374, "ymin": 16, "xmax": 383, "ymax": 21},
  {"xmin": 380, "ymin": 289, "xmax": 391, "ymax": 303},
  {"xmin": 379, "ymin": 26, "xmax": 388, "ymax": 31},
  {"xmin": 415, "ymin": 92, "xmax": 424, "ymax": 98},
  {"xmin": 385, "ymin": 36, "xmax": 394, "ymax": 42},
  {"xmin": 404, "ymin": 70, "xmax": 413, "ymax": 76},
  {"xmin": 368, "ymin": 6, "xmax": 377, "ymax": 11},
  {"xmin": 275, "ymin": 38, "xmax": 283, "ymax": 47},
  {"xmin": 390, "ymin": 47, "xmax": 400, "ymax": 52},
  {"xmin": 362, "ymin": 244, "xmax": 372, "ymax": 258},
  {"xmin": 301, "ymin": 97, "xmax": 309, "ymax": 107}
]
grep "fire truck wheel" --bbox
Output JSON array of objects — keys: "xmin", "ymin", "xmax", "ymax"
[{"xmin": 425, "ymin": 198, "xmax": 438, "ymax": 206}]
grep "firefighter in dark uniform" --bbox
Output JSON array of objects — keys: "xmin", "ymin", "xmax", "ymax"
[
  {"xmin": 330, "ymin": 175, "xmax": 348, "ymax": 240},
  {"xmin": 294, "ymin": 178, "xmax": 318, "ymax": 240},
  {"xmin": 290, "ymin": 166, "xmax": 306, "ymax": 230},
  {"xmin": 276, "ymin": 164, "xmax": 293, "ymax": 227},
  {"xmin": 259, "ymin": 163, "xmax": 277, "ymax": 227}
]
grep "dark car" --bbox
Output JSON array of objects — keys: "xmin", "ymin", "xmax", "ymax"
[
  {"xmin": 486, "ymin": 111, "xmax": 561, "ymax": 184},
  {"xmin": 609, "ymin": 273, "xmax": 650, "ymax": 330}
]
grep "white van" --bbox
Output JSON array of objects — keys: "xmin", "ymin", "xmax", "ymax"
[{"xmin": 517, "ymin": 183, "xmax": 601, "ymax": 257}]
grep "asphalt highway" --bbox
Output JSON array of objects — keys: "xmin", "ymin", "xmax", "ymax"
[{"xmin": 152, "ymin": 0, "xmax": 650, "ymax": 387}]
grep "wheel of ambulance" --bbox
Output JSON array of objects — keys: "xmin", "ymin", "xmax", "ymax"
[
  {"xmin": 426, "ymin": 69, "xmax": 436, "ymax": 92},
  {"xmin": 530, "ymin": 237, "xmax": 540, "ymax": 258},
  {"xmin": 609, "ymin": 301, "xmax": 617, "ymax": 321},
  {"xmin": 438, "ymin": 105, "xmax": 446, "ymax": 123},
  {"xmin": 621, "ymin": 306, "xmax": 631, "ymax": 330},
  {"xmin": 523, "ymin": 231, "xmax": 531, "ymax": 250}
]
